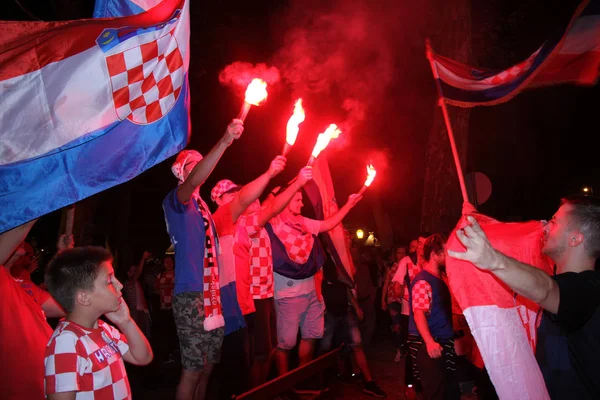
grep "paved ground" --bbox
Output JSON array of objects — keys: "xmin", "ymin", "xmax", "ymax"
[{"xmin": 128, "ymin": 323, "xmax": 488, "ymax": 399}]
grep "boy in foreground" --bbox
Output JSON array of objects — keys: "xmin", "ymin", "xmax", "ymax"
[{"xmin": 44, "ymin": 247, "xmax": 153, "ymax": 399}]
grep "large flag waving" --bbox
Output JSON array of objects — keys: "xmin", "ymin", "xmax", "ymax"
[
  {"xmin": 446, "ymin": 213, "xmax": 554, "ymax": 399},
  {"xmin": 302, "ymin": 156, "xmax": 356, "ymax": 286},
  {"xmin": 0, "ymin": 0, "xmax": 190, "ymax": 233},
  {"xmin": 428, "ymin": 0, "xmax": 599, "ymax": 107}
]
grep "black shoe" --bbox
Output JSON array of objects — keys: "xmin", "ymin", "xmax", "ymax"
[{"xmin": 363, "ymin": 381, "xmax": 387, "ymax": 398}]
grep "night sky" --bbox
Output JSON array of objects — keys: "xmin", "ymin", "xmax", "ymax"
[{"xmin": 3, "ymin": 0, "xmax": 598, "ymax": 263}]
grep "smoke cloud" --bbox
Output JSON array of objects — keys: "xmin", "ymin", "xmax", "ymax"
[
  {"xmin": 218, "ymin": 61, "xmax": 281, "ymax": 88},
  {"xmin": 273, "ymin": 0, "xmax": 417, "ymax": 134}
]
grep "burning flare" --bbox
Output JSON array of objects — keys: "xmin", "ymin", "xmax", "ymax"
[
  {"xmin": 286, "ymin": 99, "xmax": 305, "ymax": 146},
  {"xmin": 358, "ymin": 164, "xmax": 377, "ymax": 195},
  {"xmin": 245, "ymin": 78, "xmax": 268, "ymax": 106},
  {"xmin": 238, "ymin": 78, "xmax": 268, "ymax": 122},
  {"xmin": 310, "ymin": 124, "xmax": 341, "ymax": 162},
  {"xmin": 364, "ymin": 164, "xmax": 377, "ymax": 187}
]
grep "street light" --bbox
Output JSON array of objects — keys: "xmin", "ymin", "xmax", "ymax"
[
  {"xmin": 356, "ymin": 229, "xmax": 364, "ymax": 239},
  {"xmin": 582, "ymin": 186, "xmax": 593, "ymax": 195}
]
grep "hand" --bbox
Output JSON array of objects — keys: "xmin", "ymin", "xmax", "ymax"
[
  {"xmin": 425, "ymin": 340, "xmax": 443, "ymax": 359},
  {"xmin": 355, "ymin": 306, "xmax": 364, "ymax": 322},
  {"xmin": 296, "ymin": 166, "xmax": 313, "ymax": 187},
  {"xmin": 267, "ymin": 156, "xmax": 287, "ymax": 178},
  {"xmin": 105, "ymin": 297, "xmax": 132, "ymax": 327},
  {"xmin": 381, "ymin": 299, "xmax": 388, "ymax": 311},
  {"xmin": 57, "ymin": 234, "xmax": 74, "ymax": 252},
  {"xmin": 346, "ymin": 193, "xmax": 363, "ymax": 208},
  {"xmin": 141, "ymin": 251, "xmax": 152, "ymax": 262},
  {"xmin": 447, "ymin": 216, "xmax": 502, "ymax": 272},
  {"xmin": 28, "ymin": 256, "xmax": 40, "ymax": 273},
  {"xmin": 222, "ymin": 119, "xmax": 244, "ymax": 146}
]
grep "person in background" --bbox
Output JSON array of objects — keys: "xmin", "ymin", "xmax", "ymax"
[{"xmin": 381, "ymin": 244, "xmax": 408, "ymax": 362}]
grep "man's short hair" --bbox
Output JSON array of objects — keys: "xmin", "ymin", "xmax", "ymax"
[
  {"xmin": 45, "ymin": 247, "xmax": 113, "ymax": 313},
  {"xmin": 561, "ymin": 195, "xmax": 600, "ymax": 259},
  {"xmin": 423, "ymin": 233, "xmax": 446, "ymax": 262}
]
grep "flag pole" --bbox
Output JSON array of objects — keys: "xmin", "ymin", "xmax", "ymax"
[{"xmin": 425, "ymin": 39, "xmax": 469, "ymax": 203}]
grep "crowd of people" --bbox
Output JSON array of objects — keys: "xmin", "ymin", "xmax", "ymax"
[{"xmin": 1, "ymin": 118, "xmax": 600, "ymax": 400}]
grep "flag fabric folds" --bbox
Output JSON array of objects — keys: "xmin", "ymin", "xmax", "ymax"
[
  {"xmin": 446, "ymin": 213, "xmax": 554, "ymax": 399},
  {"xmin": 0, "ymin": 0, "xmax": 190, "ymax": 233},
  {"xmin": 428, "ymin": 0, "xmax": 600, "ymax": 107}
]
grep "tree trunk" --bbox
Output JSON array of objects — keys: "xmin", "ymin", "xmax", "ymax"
[{"xmin": 420, "ymin": 0, "xmax": 472, "ymax": 235}]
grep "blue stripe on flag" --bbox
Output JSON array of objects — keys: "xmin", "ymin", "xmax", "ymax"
[
  {"xmin": 93, "ymin": 0, "xmax": 146, "ymax": 18},
  {"xmin": 0, "ymin": 78, "xmax": 190, "ymax": 233}
]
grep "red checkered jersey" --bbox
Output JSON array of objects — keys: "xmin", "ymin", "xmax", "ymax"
[
  {"xmin": 106, "ymin": 30, "xmax": 184, "ymax": 125},
  {"xmin": 412, "ymin": 280, "xmax": 432, "ymax": 314},
  {"xmin": 159, "ymin": 270, "xmax": 175, "ymax": 309},
  {"xmin": 44, "ymin": 320, "xmax": 131, "ymax": 400},
  {"xmin": 270, "ymin": 212, "xmax": 321, "ymax": 264},
  {"xmin": 240, "ymin": 212, "xmax": 274, "ymax": 299}
]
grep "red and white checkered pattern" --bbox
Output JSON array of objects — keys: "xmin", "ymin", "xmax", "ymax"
[
  {"xmin": 403, "ymin": 259, "xmax": 422, "ymax": 302},
  {"xmin": 412, "ymin": 280, "xmax": 432, "ymax": 314},
  {"xmin": 44, "ymin": 320, "xmax": 130, "ymax": 399},
  {"xmin": 106, "ymin": 30, "xmax": 184, "ymax": 125},
  {"xmin": 159, "ymin": 270, "xmax": 175, "ymax": 309},
  {"xmin": 239, "ymin": 213, "xmax": 274, "ymax": 299},
  {"xmin": 272, "ymin": 217, "xmax": 316, "ymax": 265}
]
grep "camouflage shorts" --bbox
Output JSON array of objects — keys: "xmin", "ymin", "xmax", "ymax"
[{"xmin": 173, "ymin": 291, "xmax": 224, "ymax": 371}]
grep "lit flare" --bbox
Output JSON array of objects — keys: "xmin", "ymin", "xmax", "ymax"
[
  {"xmin": 307, "ymin": 124, "xmax": 341, "ymax": 165},
  {"xmin": 358, "ymin": 164, "xmax": 377, "ymax": 195},
  {"xmin": 238, "ymin": 78, "xmax": 268, "ymax": 121},
  {"xmin": 283, "ymin": 99, "xmax": 305, "ymax": 156}
]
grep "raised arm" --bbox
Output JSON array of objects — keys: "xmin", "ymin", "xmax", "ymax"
[
  {"xmin": 131, "ymin": 251, "xmax": 151, "ymax": 282},
  {"xmin": 229, "ymin": 156, "xmax": 286, "ymax": 222},
  {"xmin": 0, "ymin": 220, "xmax": 37, "ymax": 266},
  {"xmin": 256, "ymin": 167, "xmax": 313, "ymax": 227},
  {"xmin": 448, "ymin": 216, "xmax": 559, "ymax": 314},
  {"xmin": 318, "ymin": 193, "xmax": 362, "ymax": 233},
  {"xmin": 177, "ymin": 120, "xmax": 244, "ymax": 204}
]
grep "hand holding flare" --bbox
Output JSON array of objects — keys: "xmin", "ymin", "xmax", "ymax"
[
  {"xmin": 358, "ymin": 164, "xmax": 376, "ymax": 195},
  {"xmin": 307, "ymin": 124, "xmax": 341, "ymax": 166},
  {"xmin": 283, "ymin": 99, "xmax": 305, "ymax": 156},
  {"xmin": 238, "ymin": 78, "xmax": 268, "ymax": 122}
]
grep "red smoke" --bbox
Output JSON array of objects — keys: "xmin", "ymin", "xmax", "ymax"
[{"xmin": 219, "ymin": 62, "xmax": 280, "ymax": 88}]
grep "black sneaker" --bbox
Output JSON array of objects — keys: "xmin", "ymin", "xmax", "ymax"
[{"xmin": 363, "ymin": 381, "xmax": 387, "ymax": 398}]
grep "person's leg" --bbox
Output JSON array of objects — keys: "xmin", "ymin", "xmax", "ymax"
[
  {"xmin": 299, "ymin": 291, "xmax": 325, "ymax": 366},
  {"xmin": 218, "ymin": 327, "xmax": 250, "ymax": 400},
  {"xmin": 173, "ymin": 292, "xmax": 224, "ymax": 400},
  {"xmin": 388, "ymin": 302, "xmax": 403, "ymax": 350},
  {"xmin": 317, "ymin": 311, "xmax": 336, "ymax": 356},
  {"xmin": 274, "ymin": 295, "xmax": 304, "ymax": 375},
  {"xmin": 416, "ymin": 341, "xmax": 447, "ymax": 400}
]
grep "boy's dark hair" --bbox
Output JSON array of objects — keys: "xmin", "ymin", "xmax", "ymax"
[
  {"xmin": 45, "ymin": 246, "xmax": 113, "ymax": 313},
  {"xmin": 423, "ymin": 233, "xmax": 446, "ymax": 262},
  {"xmin": 561, "ymin": 195, "xmax": 600, "ymax": 259}
]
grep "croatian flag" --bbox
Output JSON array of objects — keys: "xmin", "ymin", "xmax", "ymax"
[
  {"xmin": 446, "ymin": 213, "xmax": 554, "ymax": 399},
  {"xmin": 0, "ymin": 0, "xmax": 190, "ymax": 233},
  {"xmin": 303, "ymin": 156, "xmax": 355, "ymax": 286},
  {"xmin": 428, "ymin": 0, "xmax": 600, "ymax": 107}
]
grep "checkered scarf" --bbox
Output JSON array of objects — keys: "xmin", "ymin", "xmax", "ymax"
[
  {"xmin": 274, "ymin": 211, "xmax": 315, "ymax": 264},
  {"xmin": 195, "ymin": 193, "xmax": 224, "ymax": 331}
]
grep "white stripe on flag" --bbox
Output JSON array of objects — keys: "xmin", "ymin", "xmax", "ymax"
[{"xmin": 463, "ymin": 305, "xmax": 550, "ymax": 400}]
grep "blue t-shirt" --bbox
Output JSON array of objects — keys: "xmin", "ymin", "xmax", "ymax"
[{"xmin": 163, "ymin": 188, "xmax": 207, "ymax": 295}]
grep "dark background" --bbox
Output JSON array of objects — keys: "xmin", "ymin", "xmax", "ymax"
[{"xmin": 3, "ymin": 0, "xmax": 598, "ymax": 269}]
